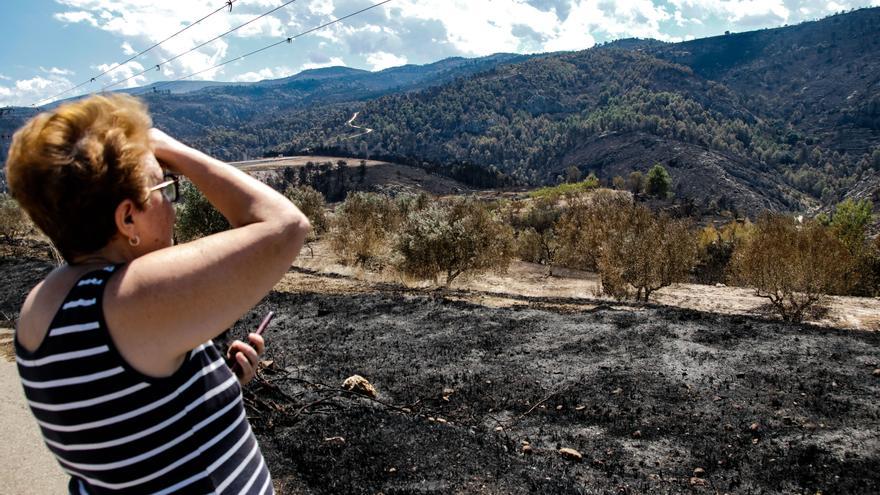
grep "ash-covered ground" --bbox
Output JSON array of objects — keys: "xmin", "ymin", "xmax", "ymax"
[
  {"xmin": 3, "ymin": 252, "xmax": 879, "ymax": 494},
  {"xmin": 228, "ymin": 288, "xmax": 880, "ymax": 494}
]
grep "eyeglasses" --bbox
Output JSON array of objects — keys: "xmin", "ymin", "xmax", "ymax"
[{"xmin": 148, "ymin": 174, "xmax": 180, "ymax": 203}]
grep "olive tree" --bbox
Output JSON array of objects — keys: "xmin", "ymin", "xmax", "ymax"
[
  {"xmin": 555, "ymin": 191, "xmax": 697, "ymax": 301},
  {"xmin": 396, "ymin": 197, "xmax": 514, "ymax": 287},
  {"xmin": 731, "ymin": 214, "xmax": 850, "ymax": 322},
  {"xmin": 329, "ymin": 192, "xmax": 402, "ymax": 266},
  {"xmin": 0, "ymin": 193, "xmax": 31, "ymax": 243},
  {"xmin": 598, "ymin": 206, "xmax": 698, "ymax": 301},
  {"xmin": 512, "ymin": 197, "xmax": 562, "ymax": 265},
  {"xmin": 175, "ymin": 181, "xmax": 229, "ymax": 242}
]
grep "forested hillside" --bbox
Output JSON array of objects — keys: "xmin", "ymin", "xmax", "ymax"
[
  {"xmin": 3, "ymin": 9, "xmax": 879, "ymax": 214},
  {"xmin": 178, "ymin": 8, "xmax": 880, "ymax": 214}
]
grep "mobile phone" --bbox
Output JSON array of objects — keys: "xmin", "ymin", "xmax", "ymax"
[
  {"xmin": 255, "ymin": 311, "xmax": 274, "ymax": 336},
  {"xmin": 230, "ymin": 311, "xmax": 274, "ymax": 375}
]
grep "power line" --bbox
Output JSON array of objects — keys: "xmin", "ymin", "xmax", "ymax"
[
  {"xmin": 1, "ymin": 0, "xmax": 393, "ymax": 122},
  {"xmin": 31, "ymin": 0, "xmax": 240, "ymax": 107},
  {"xmin": 103, "ymin": 0, "xmax": 303, "ymax": 93},
  {"xmin": 132, "ymin": 0, "xmax": 394, "ymax": 97}
]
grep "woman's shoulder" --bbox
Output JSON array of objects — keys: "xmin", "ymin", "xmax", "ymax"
[{"xmin": 16, "ymin": 264, "xmax": 103, "ymax": 352}]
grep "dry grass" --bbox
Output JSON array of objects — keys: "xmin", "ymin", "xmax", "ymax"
[{"xmin": 290, "ymin": 238, "xmax": 880, "ymax": 331}]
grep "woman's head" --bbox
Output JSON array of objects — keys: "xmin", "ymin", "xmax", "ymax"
[{"xmin": 5, "ymin": 94, "xmax": 171, "ymax": 262}]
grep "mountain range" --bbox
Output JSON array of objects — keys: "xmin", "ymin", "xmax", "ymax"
[{"xmin": 2, "ymin": 8, "xmax": 879, "ymax": 215}]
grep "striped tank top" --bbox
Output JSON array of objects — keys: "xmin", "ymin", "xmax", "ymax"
[{"xmin": 14, "ymin": 265, "xmax": 273, "ymax": 494}]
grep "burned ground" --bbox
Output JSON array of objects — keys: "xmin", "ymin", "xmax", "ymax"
[
  {"xmin": 227, "ymin": 288, "xmax": 880, "ymax": 494},
  {"xmin": 2, "ymin": 253, "xmax": 878, "ymax": 494}
]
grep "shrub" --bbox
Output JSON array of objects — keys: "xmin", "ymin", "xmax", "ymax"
[
  {"xmin": 396, "ymin": 197, "xmax": 514, "ymax": 287},
  {"xmin": 394, "ymin": 192, "xmax": 430, "ymax": 219},
  {"xmin": 284, "ymin": 185, "xmax": 327, "ymax": 234},
  {"xmin": 693, "ymin": 221, "xmax": 754, "ymax": 284},
  {"xmin": 828, "ymin": 198, "xmax": 873, "ymax": 294},
  {"xmin": 175, "ymin": 181, "xmax": 230, "ymax": 242},
  {"xmin": 627, "ymin": 171, "xmax": 645, "ymax": 194},
  {"xmin": 730, "ymin": 214, "xmax": 851, "ymax": 322},
  {"xmin": 330, "ymin": 192, "xmax": 401, "ymax": 266},
  {"xmin": 528, "ymin": 175, "xmax": 599, "ymax": 200},
  {"xmin": 0, "ymin": 193, "xmax": 31, "ymax": 243},
  {"xmin": 830, "ymin": 198, "xmax": 872, "ymax": 255}
]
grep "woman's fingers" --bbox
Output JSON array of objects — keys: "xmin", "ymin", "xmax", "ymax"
[
  {"xmin": 227, "ymin": 333, "xmax": 267, "ymax": 386},
  {"xmin": 235, "ymin": 351, "xmax": 255, "ymax": 384},
  {"xmin": 247, "ymin": 333, "xmax": 265, "ymax": 356},
  {"xmin": 227, "ymin": 339, "xmax": 261, "ymax": 385}
]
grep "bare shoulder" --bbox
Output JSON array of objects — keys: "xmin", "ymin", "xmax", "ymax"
[{"xmin": 16, "ymin": 265, "xmax": 93, "ymax": 352}]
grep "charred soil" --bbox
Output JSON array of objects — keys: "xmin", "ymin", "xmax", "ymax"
[{"xmin": 2, "ymin": 254, "xmax": 879, "ymax": 494}]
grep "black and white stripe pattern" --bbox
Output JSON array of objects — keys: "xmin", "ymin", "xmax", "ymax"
[{"xmin": 15, "ymin": 266, "xmax": 273, "ymax": 494}]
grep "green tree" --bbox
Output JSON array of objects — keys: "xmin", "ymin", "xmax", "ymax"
[
  {"xmin": 830, "ymin": 198, "xmax": 872, "ymax": 255},
  {"xmin": 175, "ymin": 182, "xmax": 230, "ymax": 242},
  {"xmin": 646, "ymin": 164, "xmax": 672, "ymax": 198}
]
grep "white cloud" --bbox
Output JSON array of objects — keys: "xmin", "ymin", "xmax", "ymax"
[
  {"xmin": 297, "ymin": 56, "xmax": 346, "ymax": 72},
  {"xmin": 39, "ymin": 0, "xmax": 880, "ymax": 91},
  {"xmin": 41, "ymin": 67, "xmax": 75, "ymax": 76},
  {"xmin": 121, "ymin": 41, "xmax": 137, "ymax": 56},
  {"xmin": 366, "ymin": 51, "xmax": 407, "ymax": 71},
  {"xmin": 230, "ymin": 14, "xmax": 285, "ymax": 38},
  {"xmin": 0, "ymin": 74, "xmax": 13, "ymax": 81},
  {"xmin": 54, "ymin": 11, "xmax": 98, "ymax": 26},
  {"xmin": 17, "ymin": 76, "xmax": 57, "ymax": 92},
  {"xmin": 665, "ymin": 0, "xmax": 824, "ymax": 27},
  {"xmin": 95, "ymin": 61, "xmax": 148, "ymax": 88},
  {"xmin": 0, "ymin": 73, "xmax": 76, "ymax": 107},
  {"xmin": 231, "ymin": 66, "xmax": 296, "ymax": 82},
  {"xmin": 308, "ymin": 0, "xmax": 336, "ymax": 17}
]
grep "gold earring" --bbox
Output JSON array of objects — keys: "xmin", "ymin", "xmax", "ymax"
[{"xmin": 129, "ymin": 235, "xmax": 140, "ymax": 247}]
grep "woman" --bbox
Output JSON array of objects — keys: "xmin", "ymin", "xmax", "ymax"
[{"xmin": 6, "ymin": 94, "xmax": 310, "ymax": 493}]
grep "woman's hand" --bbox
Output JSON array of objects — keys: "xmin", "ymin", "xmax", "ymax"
[
  {"xmin": 148, "ymin": 128, "xmax": 189, "ymax": 175},
  {"xmin": 227, "ymin": 333, "xmax": 265, "ymax": 386}
]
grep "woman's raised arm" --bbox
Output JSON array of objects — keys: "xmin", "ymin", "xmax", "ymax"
[{"xmin": 105, "ymin": 130, "xmax": 310, "ymax": 376}]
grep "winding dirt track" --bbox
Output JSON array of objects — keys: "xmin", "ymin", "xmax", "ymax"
[{"xmin": 343, "ymin": 111, "xmax": 373, "ymax": 140}]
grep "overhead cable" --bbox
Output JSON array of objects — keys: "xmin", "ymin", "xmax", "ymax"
[
  {"xmin": 32, "ymin": 0, "xmax": 240, "ymax": 107},
  {"xmin": 103, "ymin": 0, "xmax": 303, "ymax": 92},
  {"xmin": 132, "ymin": 0, "xmax": 393, "ymax": 96}
]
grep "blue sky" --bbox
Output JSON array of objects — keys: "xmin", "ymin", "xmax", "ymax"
[{"xmin": 1, "ymin": 0, "xmax": 878, "ymax": 107}]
